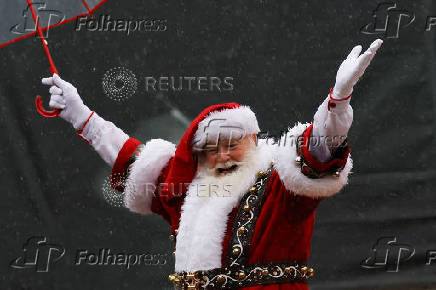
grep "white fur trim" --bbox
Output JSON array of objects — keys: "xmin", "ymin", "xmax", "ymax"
[
  {"xmin": 123, "ymin": 139, "xmax": 176, "ymax": 215},
  {"xmin": 272, "ymin": 122, "xmax": 353, "ymax": 198},
  {"xmin": 192, "ymin": 106, "xmax": 260, "ymax": 151},
  {"xmin": 174, "ymin": 142, "xmax": 274, "ymax": 272}
]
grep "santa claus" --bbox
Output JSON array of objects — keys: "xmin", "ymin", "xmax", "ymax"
[{"xmin": 42, "ymin": 39, "xmax": 383, "ymax": 289}]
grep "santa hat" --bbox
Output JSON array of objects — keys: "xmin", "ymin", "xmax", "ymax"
[{"xmin": 161, "ymin": 103, "xmax": 260, "ymax": 203}]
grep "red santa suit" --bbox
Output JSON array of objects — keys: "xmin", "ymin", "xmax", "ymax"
[{"xmin": 76, "ymin": 90, "xmax": 353, "ymax": 289}]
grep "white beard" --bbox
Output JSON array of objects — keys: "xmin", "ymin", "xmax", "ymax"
[
  {"xmin": 192, "ymin": 144, "xmax": 260, "ymax": 203},
  {"xmin": 174, "ymin": 141, "xmax": 274, "ymax": 272}
]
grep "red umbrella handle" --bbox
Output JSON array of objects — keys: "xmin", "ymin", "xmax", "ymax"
[
  {"xmin": 35, "ymin": 95, "xmax": 62, "ymax": 117},
  {"xmin": 26, "ymin": 0, "xmax": 62, "ymax": 118}
]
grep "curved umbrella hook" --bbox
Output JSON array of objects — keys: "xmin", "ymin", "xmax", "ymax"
[{"xmin": 35, "ymin": 95, "xmax": 61, "ymax": 117}]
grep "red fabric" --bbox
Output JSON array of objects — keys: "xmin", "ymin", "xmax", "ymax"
[
  {"xmin": 109, "ymin": 137, "xmax": 332, "ymax": 288},
  {"xmin": 160, "ymin": 103, "xmax": 241, "ymax": 203},
  {"xmin": 219, "ymin": 170, "xmax": 321, "ymax": 289},
  {"xmin": 109, "ymin": 137, "xmax": 184, "ymax": 233},
  {"xmin": 110, "ymin": 137, "xmax": 142, "ymax": 192},
  {"xmin": 302, "ymin": 124, "xmax": 350, "ymax": 173}
]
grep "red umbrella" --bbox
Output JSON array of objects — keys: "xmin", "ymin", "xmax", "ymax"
[{"xmin": 0, "ymin": 0, "xmax": 107, "ymax": 117}]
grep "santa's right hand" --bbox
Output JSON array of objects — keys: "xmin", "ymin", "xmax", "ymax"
[{"xmin": 41, "ymin": 74, "xmax": 92, "ymax": 130}]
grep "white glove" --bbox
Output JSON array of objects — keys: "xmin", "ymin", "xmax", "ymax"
[
  {"xmin": 332, "ymin": 39, "xmax": 383, "ymax": 99},
  {"xmin": 41, "ymin": 74, "xmax": 92, "ymax": 130}
]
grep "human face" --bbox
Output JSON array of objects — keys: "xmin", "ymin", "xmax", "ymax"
[{"xmin": 201, "ymin": 134, "xmax": 257, "ymax": 175}]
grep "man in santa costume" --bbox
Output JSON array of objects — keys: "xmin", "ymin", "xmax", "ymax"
[{"xmin": 42, "ymin": 39, "xmax": 383, "ymax": 289}]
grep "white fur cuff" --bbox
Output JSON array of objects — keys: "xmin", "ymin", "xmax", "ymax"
[
  {"xmin": 273, "ymin": 122, "xmax": 353, "ymax": 198},
  {"xmin": 123, "ymin": 139, "xmax": 176, "ymax": 214}
]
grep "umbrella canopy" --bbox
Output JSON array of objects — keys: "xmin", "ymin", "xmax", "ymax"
[{"xmin": 0, "ymin": 0, "xmax": 107, "ymax": 116}]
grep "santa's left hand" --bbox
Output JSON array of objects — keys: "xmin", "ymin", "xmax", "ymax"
[{"xmin": 332, "ymin": 39, "xmax": 383, "ymax": 99}]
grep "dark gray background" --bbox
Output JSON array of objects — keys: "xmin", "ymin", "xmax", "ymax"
[{"xmin": 1, "ymin": 0, "xmax": 436, "ymax": 289}]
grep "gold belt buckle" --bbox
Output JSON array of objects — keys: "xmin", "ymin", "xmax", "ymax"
[
  {"xmin": 184, "ymin": 271, "xmax": 202, "ymax": 290},
  {"xmin": 169, "ymin": 271, "xmax": 202, "ymax": 290}
]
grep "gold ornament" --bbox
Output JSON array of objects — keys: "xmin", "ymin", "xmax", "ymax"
[
  {"xmin": 216, "ymin": 275, "xmax": 226, "ymax": 283},
  {"xmin": 232, "ymin": 247, "xmax": 241, "ymax": 256},
  {"xmin": 257, "ymin": 171, "xmax": 266, "ymax": 178},
  {"xmin": 238, "ymin": 271, "xmax": 246, "ymax": 280},
  {"xmin": 307, "ymin": 268, "xmax": 314, "ymax": 277},
  {"xmin": 261, "ymin": 269, "xmax": 269, "ymax": 276}
]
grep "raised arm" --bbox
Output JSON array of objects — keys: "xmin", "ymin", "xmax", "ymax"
[
  {"xmin": 41, "ymin": 74, "xmax": 129, "ymax": 167},
  {"xmin": 309, "ymin": 39, "xmax": 383, "ymax": 162},
  {"xmin": 41, "ymin": 74, "xmax": 177, "ymax": 217}
]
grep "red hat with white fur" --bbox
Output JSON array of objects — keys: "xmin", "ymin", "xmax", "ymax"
[{"xmin": 161, "ymin": 102, "xmax": 260, "ymax": 202}]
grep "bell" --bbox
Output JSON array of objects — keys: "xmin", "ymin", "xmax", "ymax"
[
  {"xmin": 333, "ymin": 171, "xmax": 340, "ymax": 178},
  {"xmin": 300, "ymin": 266, "xmax": 308, "ymax": 274},
  {"xmin": 237, "ymin": 226, "xmax": 246, "ymax": 236},
  {"xmin": 238, "ymin": 270, "xmax": 246, "ymax": 280},
  {"xmin": 216, "ymin": 275, "xmax": 226, "ymax": 283},
  {"xmin": 168, "ymin": 274, "xmax": 176, "ymax": 282},
  {"xmin": 174, "ymin": 229, "xmax": 179, "ymax": 235},
  {"xmin": 261, "ymin": 269, "xmax": 269, "ymax": 276},
  {"xmin": 307, "ymin": 268, "xmax": 314, "ymax": 277},
  {"xmin": 172, "ymin": 251, "xmax": 176, "ymax": 257},
  {"xmin": 232, "ymin": 246, "xmax": 241, "ymax": 256},
  {"xmin": 249, "ymin": 186, "xmax": 257, "ymax": 194},
  {"xmin": 257, "ymin": 171, "xmax": 266, "ymax": 178}
]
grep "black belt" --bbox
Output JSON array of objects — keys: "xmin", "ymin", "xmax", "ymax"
[
  {"xmin": 169, "ymin": 260, "xmax": 313, "ymax": 289},
  {"xmin": 169, "ymin": 161, "xmax": 314, "ymax": 289}
]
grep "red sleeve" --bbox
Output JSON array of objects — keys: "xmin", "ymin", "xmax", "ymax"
[
  {"xmin": 300, "ymin": 123, "xmax": 350, "ymax": 174},
  {"xmin": 110, "ymin": 137, "xmax": 142, "ymax": 192}
]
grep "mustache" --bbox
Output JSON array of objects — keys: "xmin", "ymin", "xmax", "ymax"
[{"xmin": 214, "ymin": 160, "xmax": 245, "ymax": 170}]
